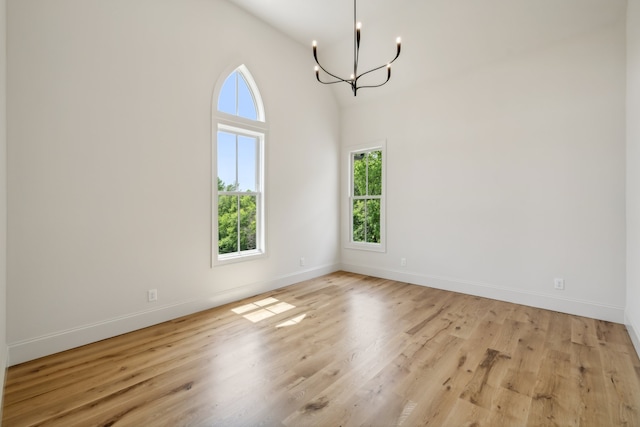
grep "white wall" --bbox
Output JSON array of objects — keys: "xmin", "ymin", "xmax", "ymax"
[
  {"xmin": 0, "ymin": 0, "xmax": 7, "ymax": 407},
  {"xmin": 627, "ymin": 0, "xmax": 640, "ymax": 354},
  {"xmin": 6, "ymin": 0, "xmax": 340, "ymax": 365},
  {"xmin": 341, "ymin": 20, "xmax": 627, "ymax": 322}
]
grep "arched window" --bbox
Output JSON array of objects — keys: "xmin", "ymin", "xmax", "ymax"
[{"xmin": 213, "ymin": 65, "xmax": 266, "ymax": 264}]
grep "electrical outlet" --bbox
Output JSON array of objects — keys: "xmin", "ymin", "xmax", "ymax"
[
  {"xmin": 300, "ymin": 257, "xmax": 306, "ymax": 267},
  {"xmin": 400, "ymin": 258, "xmax": 407, "ymax": 267},
  {"xmin": 148, "ymin": 289, "xmax": 158, "ymax": 302},
  {"xmin": 554, "ymin": 278, "xmax": 565, "ymax": 290}
]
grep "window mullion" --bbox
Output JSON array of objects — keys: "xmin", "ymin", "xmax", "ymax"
[
  {"xmin": 365, "ymin": 152, "xmax": 369, "ymax": 196},
  {"xmin": 252, "ymin": 137, "xmax": 257, "ymax": 192},
  {"xmin": 236, "ymin": 195, "xmax": 241, "ymax": 253},
  {"xmin": 364, "ymin": 198, "xmax": 369, "ymax": 243},
  {"xmin": 234, "ymin": 134, "xmax": 240, "ymax": 253},
  {"xmin": 235, "ymin": 73, "xmax": 239, "ymax": 116},
  {"xmin": 235, "ymin": 134, "xmax": 239, "ymax": 191},
  {"xmin": 365, "ymin": 152, "xmax": 369, "ymax": 242},
  {"xmin": 225, "ymin": 191, "xmax": 258, "ymax": 196}
]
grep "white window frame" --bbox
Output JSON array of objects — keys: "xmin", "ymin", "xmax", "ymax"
[
  {"xmin": 213, "ymin": 65, "xmax": 267, "ymax": 266},
  {"xmin": 345, "ymin": 141, "xmax": 386, "ymax": 252}
]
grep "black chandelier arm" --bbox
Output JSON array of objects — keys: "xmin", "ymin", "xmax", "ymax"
[
  {"xmin": 314, "ymin": 43, "xmax": 356, "ymax": 84},
  {"xmin": 312, "ymin": 0, "xmax": 401, "ymax": 96},
  {"xmin": 354, "ymin": 66, "xmax": 391, "ymax": 91},
  {"xmin": 316, "ymin": 75, "xmax": 349, "ymax": 85},
  {"xmin": 353, "ymin": 40, "xmax": 401, "ymax": 82},
  {"xmin": 356, "ymin": 76, "xmax": 391, "ymax": 91},
  {"xmin": 316, "ymin": 42, "xmax": 400, "ymax": 88},
  {"xmin": 355, "ymin": 63, "xmax": 390, "ymax": 82},
  {"xmin": 314, "ymin": 62, "xmax": 352, "ymax": 85}
]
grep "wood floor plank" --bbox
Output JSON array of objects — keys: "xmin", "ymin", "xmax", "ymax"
[
  {"xmin": 3, "ymin": 271, "xmax": 640, "ymax": 426},
  {"xmin": 441, "ymin": 397, "xmax": 491, "ymax": 426},
  {"xmin": 599, "ymin": 344, "xmax": 640, "ymax": 426},
  {"xmin": 399, "ymin": 316, "xmax": 506, "ymax": 426},
  {"xmin": 527, "ymin": 348, "xmax": 577, "ymax": 426},
  {"xmin": 571, "ymin": 316, "xmax": 600, "ymax": 347},
  {"xmin": 544, "ymin": 310, "xmax": 573, "ymax": 353},
  {"xmin": 486, "ymin": 387, "xmax": 531, "ymax": 427},
  {"xmin": 387, "ymin": 334, "xmax": 468, "ymax": 426},
  {"xmin": 570, "ymin": 342, "xmax": 610, "ymax": 426},
  {"xmin": 498, "ymin": 319, "xmax": 547, "ymax": 398},
  {"xmin": 459, "ymin": 347, "xmax": 512, "ymax": 410}
]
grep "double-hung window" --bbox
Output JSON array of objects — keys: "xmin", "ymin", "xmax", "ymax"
[
  {"xmin": 214, "ymin": 65, "xmax": 266, "ymax": 264},
  {"xmin": 347, "ymin": 143, "xmax": 386, "ymax": 252}
]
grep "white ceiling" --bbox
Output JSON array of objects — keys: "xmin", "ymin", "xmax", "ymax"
[
  {"xmin": 226, "ymin": 0, "xmax": 627, "ymax": 106},
  {"xmin": 226, "ymin": 0, "xmax": 413, "ymax": 47}
]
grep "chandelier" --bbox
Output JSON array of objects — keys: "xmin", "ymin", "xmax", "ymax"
[{"xmin": 312, "ymin": 0, "xmax": 402, "ymax": 96}]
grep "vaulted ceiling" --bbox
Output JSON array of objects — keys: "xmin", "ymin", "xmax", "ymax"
[{"xmin": 226, "ymin": 0, "xmax": 627, "ymax": 106}]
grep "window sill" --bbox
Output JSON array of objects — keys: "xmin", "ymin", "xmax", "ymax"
[
  {"xmin": 344, "ymin": 242, "xmax": 386, "ymax": 253},
  {"xmin": 214, "ymin": 249, "xmax": 266, "ymax": 266}
]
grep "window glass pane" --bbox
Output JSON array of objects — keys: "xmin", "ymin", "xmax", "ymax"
[
  {"xmin": 217, "ymin": 131, "xmax": 237, "ymax": 191},
  {"xmin": 218, "ymin": 72, "xmax": 237, "ymax": 115},
  {"xmin": 367, "ymin": 151, "xmax": 383, "ymax": 196},
  {"xmin": 353, "ymin": 152, "xmax": 366, "ymax": 196},
  {"xmin": 237, "ymin": 135, "xmax": 257, "ymax": 192},
  {"xmin": 239, "ymin": 195, "xmax": 257, "ymax": 251},
  {"xmin": 352, "ymin": 199, "xmax": 366, "ymax": 242},
  {"xmin": 366, "ymin": 199, "xmax": 381, "ymax": 243},
  {"xmin": 237, "ymin": 74, "xmax": 258, "ymax": 120},
  {"xmin": 218, "ymin": 195, "xmax": 238, "ymax": 254}
]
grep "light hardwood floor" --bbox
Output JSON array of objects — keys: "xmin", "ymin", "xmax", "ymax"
[{"xmin": 3, "ymin": 272, "xmax": 640, "ymax": 426}]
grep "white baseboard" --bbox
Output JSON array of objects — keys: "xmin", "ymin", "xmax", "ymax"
[
  {"xmin": 9, "ymin": 263, "xmax": 629, "ymax": 366},
  {"xmin": 0, "ymin": 344, "xmax": 7, "ymax": 421},
  {"xmin": 626, "ymin": 312, "xmax": 640, "ymax": 359},
  {"xmin": 8, "ymin": 264, "xmax": 340, "ymax": 366},
  {"xmin": 341, "ymin": 263, "xmax": 626, "ymax": 324}
]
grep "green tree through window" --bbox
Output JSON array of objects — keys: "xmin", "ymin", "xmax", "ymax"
[
  {"xmin": 217, "ymin": 178, "xmax": 257, "ymax": 254},
  {"xmin": 352, "ymin": 150, "xmax": 382, "ymax": 244}
]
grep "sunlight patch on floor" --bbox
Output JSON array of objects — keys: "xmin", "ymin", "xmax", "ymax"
[
  {"xmin": 276, "ymin": 314, "xmax": 307, "ymax": 328},
  {"xmin": 231, "ymin": 297, "xmax": 298, "ymax": 324}
]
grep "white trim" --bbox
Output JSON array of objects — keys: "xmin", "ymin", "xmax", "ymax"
[
  {"xmin": 212, "ymin": 65, "xmax": 268, "ymax": 267},
  {"xmin": 216, "ymin": 248, "xmax": 267, "ymax": 266},
  {"xmin": 344, "ymin": 141, "xmax": 387, "ymax": 252},
  {"xmin": 7, "ymin": 264, "xmax": 340, "ymax": 366},
  {"xmin": 341, "ymin": 262, "xmax": 625, "ymax": 323},
  {"xmin": 0, "ymin": 344, "xmax": 7, "ymax": 419},
  {"xmin": 213, "ymin": 126, "xmax": 266, "ymax": 266},
  {"xmin": 626, "ymin": 312, "xmax": 640, "ymax": 359},
  {"xmin": 217, "ymin": 115, "xmax": 266, "ymax": 134}
]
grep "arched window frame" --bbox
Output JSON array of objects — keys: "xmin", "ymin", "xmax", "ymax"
[{"xmin": 212, "ymin": 65, "xmax": 267, "ymax": 266}]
